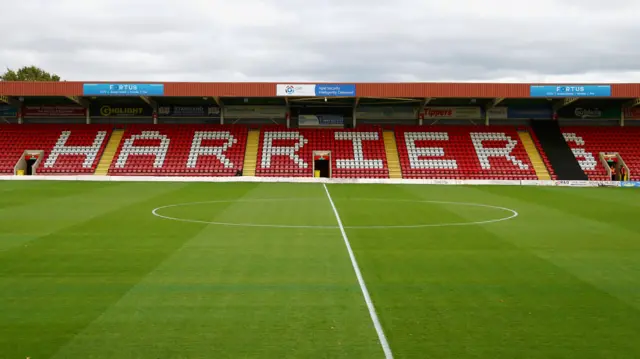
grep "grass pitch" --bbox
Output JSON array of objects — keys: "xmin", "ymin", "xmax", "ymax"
[{"xmin": 1, "ymin": 181, "xmax": 640, "ymax": 358}]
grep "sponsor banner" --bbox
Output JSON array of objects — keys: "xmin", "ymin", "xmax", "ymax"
[
  {"xmin": 521, "ymin": 180, "xmax": 557, "ymax": 186},
  {"xmin": 24, "ymin": 105, "xmax": 85, "ymax": 117},
  {"xmin": 0, "ymin": 105, "xmax": 17, "ymax": 117},
  {"xmin": 554, "ymin": 180, "xmax": 598, "ymax": 187},
  {"xmin": 507, "ymin": 107, "xmax": 553, "ymax": 119},
  {"xmin": 557, "ymin": 107, "xmax": 621, "ymax": 119},
  {"xmin": 355, "ymin": 106, "xmax": 414, "ymax": 119},
  {"xmin": 422, "ymin": 107, "xmax": 482, "ymax": 119},
  {"xmin": 83, "ymin": 83, "xmax": 164, "ymax": 96},
  {"xmin": 486, "ymin": 107, "xmax": 508, "ymax": 119},
  {"xmin": 157, "ymin": 105, "xmax": 220, "ymax": 117},
  {"xmin": 299, "ymin": 114, "xmax": 344, "ymax": 127},
  {"xmin": 223, "ymin": 106, "xmax": 286, "ymax": 118},
  {"xmin": 90, "ymin": 105, "xmax": 152, "ymax": 117},
  {"xmin": 595, "ymin": 181, "xmax": 621, "ymax": 187},
  {"xmin": 623, "ymin": 107, "xmax": 640, "ymax": 119},
  {"xmin": 530, "ymin": 85, "xmax": 611, "ymax": 97},
  {"xmin": 0, "ymin": 175, "xmax": 628, "ymax": 188},
  {"xmin": 276, "ymin": 84, "xmax": 356, "ymax": 97}
]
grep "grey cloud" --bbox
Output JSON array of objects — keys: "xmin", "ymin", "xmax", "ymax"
[{"xmin": 2, "ymin": 0, "xmax": 640, "ymax": 82}]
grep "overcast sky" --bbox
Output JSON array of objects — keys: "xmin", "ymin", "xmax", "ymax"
[{"xmin": 2, "ymin": 0, "xmax": 639, "ymax": 83}]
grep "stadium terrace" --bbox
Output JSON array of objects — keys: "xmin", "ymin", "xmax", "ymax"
[{"xmin": 1, "ymin": 81, "xmax": 640, "ymax": 184}]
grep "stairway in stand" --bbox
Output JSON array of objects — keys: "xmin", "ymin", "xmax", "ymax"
[
  {"xmin": 518, "ymin": 131, "xmax": 551, "ymax": 180},
  {"xmin": 242, "ymin": 129, "xmax": 260, "ymax": 176},
  {"xmin": 383, "ymin": 130, "xmax": 402, "ymax": 179},
  {"xmin": 94, "ymin": 129, "xmax": 124, "ymax": 175}
]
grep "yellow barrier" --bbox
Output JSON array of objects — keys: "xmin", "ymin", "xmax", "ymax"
[
  {"xmin": 17, "ymin": 170, "xmax": 24, "ymax": 176},
  {"xmin": 314, "ymin": 170, "xmax": 320, "ymax": 178}
]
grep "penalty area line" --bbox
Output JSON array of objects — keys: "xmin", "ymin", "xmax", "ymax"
[{"xmin": 322, "ymin": 184, "xmax": 394, "ymax": 359}]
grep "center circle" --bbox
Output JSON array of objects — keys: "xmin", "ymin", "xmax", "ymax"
[{"xmin": 151, "ymin": 198, "xmax": 518, "ymax": 229}]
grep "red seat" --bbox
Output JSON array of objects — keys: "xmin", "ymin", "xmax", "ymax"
[
  {"xmin": 561, "ymin": 127, "xmax": 640, "ymax": 181},
  {"xmin": 108, "ymin": 125, "xmax": 248, "ymax": 176},
  {"xmin": 255, "ymin": 126, "xmax": 389, "ymax": 178},
  {"xmin": 0, "ymin": 124, "xmax": 112, "ymax": 174},
  {"xmin": 394, "ymin": 125, "xmax": 538, "ymax": 180}
]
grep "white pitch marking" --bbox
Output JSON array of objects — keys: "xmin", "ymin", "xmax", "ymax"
[
  {"xmin": 151, "ymin": 198, "xmax": 519, "ymax": 230},
  {"xmin": 322, "ymin": 184, "xmax": 394, "ymax": 359},
  {"xmin": 151, "ymin": 198, "xmax": 336, "ymax": 229}
]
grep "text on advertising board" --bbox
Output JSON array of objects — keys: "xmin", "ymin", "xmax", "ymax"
[
  {"xmin": 486, "ymin": 107, "xmax": 508, "ymax": 119},
  {"xmin": 422, "ymin": 107, "xmax": 482, "ymax": 119},
  {"xmin": 529, "ymin": 85, "xmax": 611, "ymax": 97},
  {"xmin": 298, "ymin": 114, "xmax": 344, "ymax": 127},
  {"xmin": 624, "ymin": 107, "xmax": 640, "ymax": 119},
  {"xmin": 507, "ymin": 107, "xmax": 553, "ymax": 119},
  {"xmin": 24, "ymin": 105, "xmax": 85, "ymax": 117},
  {"xmin": 94, "ymin": 105, "xmax": 150, "ymax": 117},
  {"xmin": 83, "ymin": 84, "xmax": 165, "ymax": 96},
  {"xmin": 276, "ymin": 84, "xmax": 356, "ymax": 97},
  {"xmin": 0, "ymin": 105, "xmax": 17, "ymax": 117},
  {"xmin": 557, "ymin": 106, "xmax": 620, "ymax": 119},
  {"xmin": 158, "ymin": 106, "xmax": 220, "ymax": 117}
]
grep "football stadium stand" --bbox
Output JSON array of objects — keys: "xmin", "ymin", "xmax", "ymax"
[
  {"xmin": 394, "ymin": 126, "xmax": 537, "ymax": 180},
  {"xmin": 562, "ymin": 126, "xmax": 640, "ymax": 181},
  {"xmin": 107, "ymin": 125, "xmax": 248, "ymax": 176},
  {"xmin": 1, "ymin": 81, "xmax": 639, "ymax": 182},
  {"xmin": 0, "ymin": 124, "xmax": 112, "ymax": 175},
  {"xmin": 255, "ymin": 126, "xmax": 389, "ymax": 178}
]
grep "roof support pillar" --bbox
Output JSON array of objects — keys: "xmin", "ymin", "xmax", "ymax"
[
  {"xmin": 353, "ymin": 97, "xmax": 360, "ymax": 128},
  {"xmin": 484, "ymin": 98, "xmax": 504, "ymax": 126},
  {"xmin": 621, "ymin": 98, "xmax": 640, "ymax": 127},
  {"xmin": 140, "ymin": 96, "xmax": 158, "ymax": 124},
  {"xmin": 210, "ymin": 97, "xmax": 224, "ymax": 124},
  {"xmin": 417, "ymin": 97, "xmax": 432, "ymax": 125},
  {"xmin": 284, "ymin": 97, "xmax": 289, "ymax": 128}
]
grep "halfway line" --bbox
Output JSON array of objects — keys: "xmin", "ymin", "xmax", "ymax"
[{"xmin": 322, "ymin": 184, "xmax": 394, "ymax": 359}]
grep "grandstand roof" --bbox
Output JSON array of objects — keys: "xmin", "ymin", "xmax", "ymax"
[{"xmin": 2, "ymin": 81, "xmax": 640, "ymax": 98}]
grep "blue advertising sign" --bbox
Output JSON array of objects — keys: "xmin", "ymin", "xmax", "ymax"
[
  {"xmin": 315, "ymin": 84, "xmax": 355, "ymax": 97},
  {"xmin": 620, "ymin": 181, "xmax": 640, "ymax": 188},
  {"xmin": 83, "ymin": 83, "xmax": 165, "ymax": 96},
  {"xmin": 507, "ymin": 107, "xmax": 553, "ymax": 119},
  {"xmin": 0, "ymin": 105, "xmax": 17, "ymax": 117},
  {"xmin": 530, "ymin": 85, "xmax": 611, "ymax": 97},
  {"xmin": 277, "ymin": 84, "xmax": 356, "ymax": 97}
]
